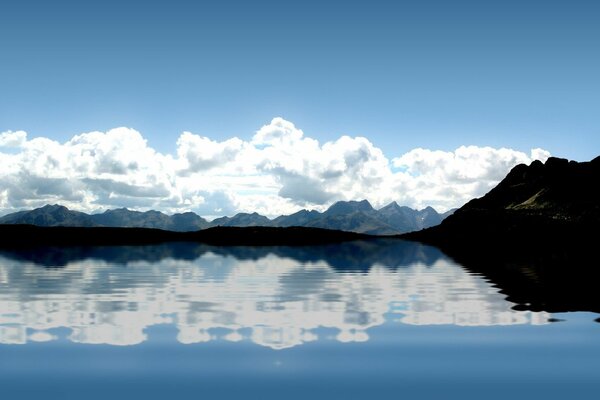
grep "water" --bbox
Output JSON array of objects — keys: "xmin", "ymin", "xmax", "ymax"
[{"xmin": 0, "ymin": 240, "xmax": 598, "ymax": 399}]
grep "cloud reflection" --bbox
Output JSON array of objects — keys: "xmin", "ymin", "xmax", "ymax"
[{"xmin": 0, "ymin": 242, "xmax": 549, "ymax": 349}]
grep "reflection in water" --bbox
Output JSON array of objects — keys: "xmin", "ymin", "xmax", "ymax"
[{"xmin": 0, "ymin": 241, "xmax": 549, "ymax": 349}]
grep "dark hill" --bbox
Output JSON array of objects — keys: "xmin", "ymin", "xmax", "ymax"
[
  {"xmin": 405, "ymin": 156, "xmax": 600, "ymax": 250},
  {"xmin": 0, "ymin": 225, "xmax": 368, "ymax": 247}
]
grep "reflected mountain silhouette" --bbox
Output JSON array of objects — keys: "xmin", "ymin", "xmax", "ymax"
[
  {"xmin": 0, "ymin": 240, "xmax": 550, "ymax": 348},
  {"xmin": 3, "ymin": 221, "xmax": 597, "ymax": 316},
  {"xmin": 2, "ymin": 239, "xmax": 600, "ymax": 315},
  {"xmin": 0, "ymin": 239, "xmax": 445, "ymax": 271},
  {"xmin": 445, "ymin": 247, "xmax": 600, "ymax": 314}
]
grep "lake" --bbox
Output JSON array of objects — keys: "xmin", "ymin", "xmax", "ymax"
[{"xmin": 0, "ymin": 240, "xmax": 598, "ymax": 399}]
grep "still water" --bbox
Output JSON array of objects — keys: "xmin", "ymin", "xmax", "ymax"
[{"xmin": 0, "ymin": 240, "xmax": 598, "ymax": 399}]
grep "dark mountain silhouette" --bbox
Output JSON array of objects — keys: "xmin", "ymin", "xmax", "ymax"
[
  {"xmin": 405, "ymin": 156, "xmax": 600, "ymax": 249},
  {"xmin": 0, "ymin": 200, "xmax": 452, "ymax": 234}
]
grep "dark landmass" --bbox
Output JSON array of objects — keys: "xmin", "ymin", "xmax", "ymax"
[
  {"xmin": 0, "ymin": 224, "xmax": 368, "ymax": 248},
  {"xmin": 404, "ymin": 155, "xmax": 600, "ymax": 313},
  {"xmin": 404, "ymin": 156, "xmax": 600, "ymax": 251},
  {"xmin": 0, "ymin": 200, "xmax": 453, "ymax": 235}
]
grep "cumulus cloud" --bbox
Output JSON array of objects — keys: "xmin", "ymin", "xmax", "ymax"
[
  {"xmin": 252, "ymin": 117, "xmax": 304, "ymax": 145},
  {"xmin": 177, "ymin": 132, "xmax": 244, "ymax": 173},
  {"xmin": 391, "ymin": 146, "xmax": 551, "ymax": 210},
  {"xmin": 0, "ymin": 119, "xmax": 551, "ymax": 216},
  {"xmin": 0, "ymin": 130, "xmax": 27, "ymax": 148}
]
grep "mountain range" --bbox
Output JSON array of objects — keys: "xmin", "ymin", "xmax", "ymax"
[{"xmin": 0, "ymin": 200, "xmax": 454, "ymax": 235}]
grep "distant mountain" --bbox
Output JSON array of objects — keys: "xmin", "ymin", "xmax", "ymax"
[
  {"xmin": 0, "ymin": 206, "xmax": 209, "ymax": 232},
  {"xmin": 322, "ymin": 199, "xmax": 376, "ymax": 216},
  {"xmin": 0, "ymin": 200, "xmax": 452, "ymax": 235},
  {"xmin": 306, "ymin": 210, "xmax": 398, "ymax": 236},
  {"xmin": 304, "ymin": 200, "xmax": 389, "ymax": 234},
  {"xmin": 271, "ymin": 209, "xmax": 322, "ymax": 227},
  {"xmin": 210, "ymin": 212, "xmax": 271, "ymax": 227},
  {"xmin": 405, "ymin": 156, "xmax": 600, "ymax": 248},
  {"xmin": 440, "ymin": 208, "xmax": 457, "ymax": 220},
  {"xmin": 93, "ymin": 208, "xmax": 172, "ymax": 229},
  {"xmin": 91, "ymin": 208, "xmax": 209, "ymax": 231},
  {"xmin": 171, "ymin": 212, "xmax": 210, "ymax": 231},
  {"xmin": 377, "ymin": 202, "xmax": 416, "ymax": 230},
  {"xmin": 0, "ymin": 204, "xmax": 97, "ymax": 227},
  {"xmin": 375, "ymin": 202, "xmax": 449, "ymax": 232},
  {"xmin": 307, "ymin": 200, "xmax": 453, "ymax": 235}
]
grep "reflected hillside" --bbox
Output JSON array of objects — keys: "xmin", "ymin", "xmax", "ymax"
[
  {"xmin": 0, "ymin": 241, "xmax": 549, "ymax": 349},
  {"xmin": 446, "ymin": 248, "xmax": 600, "ymax": 314}
]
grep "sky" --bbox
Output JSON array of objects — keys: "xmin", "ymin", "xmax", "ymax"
[{"xmin": 0, "ymin": 0, "xmax": 598, "ymax": 217}]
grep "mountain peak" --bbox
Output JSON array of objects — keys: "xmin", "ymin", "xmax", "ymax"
[
  {"xmin": 380, "ymin": 201, "xmax": 401, "ymax": 211},
  {"xmin": 103, "ymin": 207, "xmax": 130, "ymax": 213},
  {"xmin": 40, "ymin": 204, "xmax": 68, "ymax": 211},
  {"xmin": 325, "ymin": 199, "xmax": 375, "ymax": 216}
]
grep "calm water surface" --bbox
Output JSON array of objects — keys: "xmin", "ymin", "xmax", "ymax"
[{"xmin": 0, "ymin": 240, "xmax": 598, "ymax": 399}]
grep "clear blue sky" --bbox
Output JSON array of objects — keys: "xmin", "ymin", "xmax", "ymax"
[{"xmin": 1, "ymin": 0, "xmax": 598, "ymax": 161}]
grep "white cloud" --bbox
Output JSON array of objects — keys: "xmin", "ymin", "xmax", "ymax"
[
  {"xmin": 390, "ymin": 146, "xmax": 551, "ymax": 210},
  {"xmin": 177, "ymin": 132, "xmax": 244, "ymax": 173},
  {"xmin": 0, "ymin": 130, "xmax": 27, "ymax": 148},
  {"xmin": 0, "ymin": 119, "xmax": 551, "ymax": 216},
  {"xmin": 252, "ymin": 117, "xmax": 304, "ymax": 145}
]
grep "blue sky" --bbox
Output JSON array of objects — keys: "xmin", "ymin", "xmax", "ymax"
[
  {"xmin": 2, "ymin": 0, "xmax": 598, "ymax": 159},
  {"xmin": 0, "ymin": 0, "xmax": 598, "ymax": 215}
]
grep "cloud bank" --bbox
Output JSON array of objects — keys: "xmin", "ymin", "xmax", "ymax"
[{"xmin": 0, "ymin": 118, "xmax": 550, "ymax": 217}]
